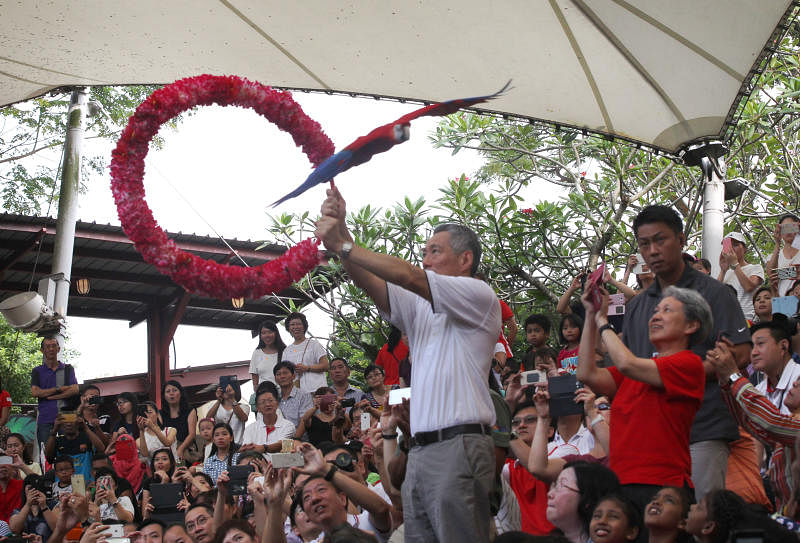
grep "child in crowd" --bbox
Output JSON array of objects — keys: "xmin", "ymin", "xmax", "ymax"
[
  {"xmin": 51, "ymin": 455, "xmax": 74, "ymax": 500},
  {"xmin": 557, "ymin": 314, "xmax": 583, "ymax": 374},
  {"xmin": 589, "ymin": 494, "xmax": 641, "ymax": 543},
  {"xmin": 534, "ymin": 347, "xmax": 560, "ymax": 377},
  {"xmin": 520, "ymin": 314, "xmax": 551, "ymax": 372},
  {"xmin": 643, "ymin": 486, "xmax": 690, "ymax": 543},
  {"xmin": 196, "ymin": 417, "xmax": 215, "ymax": 462}
]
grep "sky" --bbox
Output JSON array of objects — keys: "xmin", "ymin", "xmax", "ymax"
[{"xmin": 59, "ymin": 91, "xmax": 501, "ymax": 384}]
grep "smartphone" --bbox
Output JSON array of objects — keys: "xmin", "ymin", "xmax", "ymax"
[
  {"xmin": 319, "ymin": 394, "xmax": 337, "ymax": 411},
  {"xmin": 776, "ymin": 266, "xmax": 798, "ymax": 280},
  {"xmin": 106, "ymin": 525, "xmax": 125, "ymax": 538},
  {"xmin": 520, "ymin": 370, "xmax": 547, "ymax": 386},
  {"xmin": 219, "ymin": 375, "xmax": 236, "ymax": 391},
  {"xmin": 0, "ymin": 456, "xmax": 12, "ymax": 465},
  {"xmin": 388, "ymin": 387, "xmax": 411, "ymax": 405},
  {"xmin": 631, "ymin": 254, "xmax": 649, "ymax": 275},
  {"xmin": 137, "ymin": 405, "xmax": 148, "ymax": 417},
  {"xmin": 71, "ymin": 474, "xmax": 86, "ymax": 496},
  {"xmin": 267, "ymin": 452, "xmax": 305, "ymax": 468},
  {"xmin": 360, "ymin": 412, "xmax": 371, "ymax": 431},
  {"xmin": 88, "ymin": 395, "xmax": 102, "ymax": 405},
  {"xmin": 227, "ymin": 465, "xmax": 255, "ymax": 495},
  {"xmin": 722, "ymin": 236, "xmax": 733, "ymax": 253},
  {"xmin": 340, "ymin": 398, "xmax": 356, "ymax": 408},
  {"xmin": 729, "ymin": 529, "xmax": 764, "ymax": 543},
  {"xmin": 584, "ymin": 262, "xmax": 606, "ymax": 311},
  {"xmin": 781, "ymin": 222, "xmax": 799, "ymax": 235},
  {"xmin": 61, "ymin": 411, "xmax": 77, "ymax": 423}
]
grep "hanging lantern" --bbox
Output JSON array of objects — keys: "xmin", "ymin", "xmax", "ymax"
[{"xmin": 75, "ymin": 278, "xmax": 90, "ymax": 295}]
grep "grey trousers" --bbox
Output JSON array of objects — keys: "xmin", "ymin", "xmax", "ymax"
[
  {"xmin": 690, "ymin": 439, "xmax": 731, "ymax": 502},
  {"xmin": 402, "ymin": 433, "xmax": 494, "ymax": 543}
]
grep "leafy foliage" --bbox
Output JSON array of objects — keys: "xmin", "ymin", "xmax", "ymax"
[{"xmin": 0, "ymin": 316, "xmax": 41, "ymax": 404}]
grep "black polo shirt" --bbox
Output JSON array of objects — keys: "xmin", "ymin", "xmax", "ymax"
[{"xmin": 621, "ymin": 264, "xmax": 750, "ymax": 443}]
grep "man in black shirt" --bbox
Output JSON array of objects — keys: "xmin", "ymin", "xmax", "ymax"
[{"xmin": 622, "ymin": 205, "xmax": 752, "ymax": 501}]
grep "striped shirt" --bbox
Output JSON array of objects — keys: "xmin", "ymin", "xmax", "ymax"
[{"xmin": 722, "ymin": 376, "xmax": 800, "ymax": 512}]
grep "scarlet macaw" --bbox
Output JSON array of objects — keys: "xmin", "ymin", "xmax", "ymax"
[{"xmin": 270, "ymin": 80, "xmax": 512, "ymax": 207}]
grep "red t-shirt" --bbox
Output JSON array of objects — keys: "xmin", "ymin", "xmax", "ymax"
[
  {"xmin": 607, "ymin": 350, "xmax": 705, "ymax": 486},
  {"xmin": 374, "ymin": 341, "xmax": 409, "ymax": 386},
  {"xmin": 0, "ymin": 390, "xmax": 10, "ymax": 410},
  {"xmin": 557, "ymin": 346, "xmax": 579, "ymax": 374},
  {"xmin": 505, "ymin": 459, "xmax": 554, "ymax": 535},
  {"xmin": 0, "ymin": 477, "xmax": 23, "ymax": 522}
]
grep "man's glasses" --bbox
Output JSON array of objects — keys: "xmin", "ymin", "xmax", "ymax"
[{"xmin": 511, "ymin": 415, "xmax": 537, "ymax": 427}]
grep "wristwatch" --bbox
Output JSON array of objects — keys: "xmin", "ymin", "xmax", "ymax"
[
  {"xmin": 324, "ymin": 464, "xmax": 338, "ymax": 481},
  {"xmin": 728, "ymin": 372, "xmax": 743, "ymax": 386},
  {"xmin": 598, "ymin": 323, "xmax": 616, "ymax": 336},
  {"xmin": 730, "ymin": 261, "xmax": 739, "ymax": 270},
  {"xmin": 340, "ymin": 241, "xmax": 353, "ymax": 259},
  {"xmin": 509, "ymin": 431, "xmax": 520, "ymax": 442}
]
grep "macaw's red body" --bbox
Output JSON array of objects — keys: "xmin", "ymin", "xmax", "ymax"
[{"xmin": 271, "ymin": 80, "xmax": 511, "ymax": 207}]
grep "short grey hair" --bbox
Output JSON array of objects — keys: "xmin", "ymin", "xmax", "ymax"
[
  {"xmin": 432, "ymin": 223, "xmax": 482, "ymax": 275},
  {"xmin": 662, "ymin": 286, "xmax": 713, "ymax": 346}
]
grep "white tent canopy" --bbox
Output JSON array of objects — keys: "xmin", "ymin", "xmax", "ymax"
[{"xmin": 1, "ymin": 1, "xmax": 796, "ymax": 155}]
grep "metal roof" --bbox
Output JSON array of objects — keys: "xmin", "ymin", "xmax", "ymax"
[{"xmin": 0, "ymin": 213, "xmax": 332, "ymax": 334}]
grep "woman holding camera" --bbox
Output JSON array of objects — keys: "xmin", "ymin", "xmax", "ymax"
[
  {"xmin": 207, "ymin": 379, "xmax": 250, "ymax": 445},
  {"xmin": 9, "ymin": 475, "xmax": 56, "ymax": 538},
  {"xmin": 89, "ymin": 467, "xmax": 134, "ymax": 523},
  {"xmin": 576, "ymin": 285, "xmax": 710, "ymax": 516},
  {"xmin": 137, "ymin": 402, "xmax": 177, "ymax": 461},
  {"xmin": 294, "ymin": 387, "xmax": 350, "ymax": 447}
]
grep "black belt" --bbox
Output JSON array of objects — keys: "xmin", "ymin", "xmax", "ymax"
[{"xmin": 409, "ymin": 423, "xmax": 491, "ymax": 448}]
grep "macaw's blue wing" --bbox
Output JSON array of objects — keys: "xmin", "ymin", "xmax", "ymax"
[
  {"xmin": 395, "ymin": 79, "xmax": 512, "ymax": 124},
  {"xmin": 270, "ymin": 149, "xmax": 353, "ymax": 207}
]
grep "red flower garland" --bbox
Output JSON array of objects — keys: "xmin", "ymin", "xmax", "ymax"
[{"xmin": 110, "ymin": 75, "xmax": 334, "ymax": 299}]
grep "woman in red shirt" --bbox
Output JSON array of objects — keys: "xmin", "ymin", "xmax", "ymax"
[
  {"xmin": 576, "ymin": 285, "xmax": 711, "ymax": 521},
  {"xmin": 374, "ymin": 325, "xmax": 408, "ymax": 386}
]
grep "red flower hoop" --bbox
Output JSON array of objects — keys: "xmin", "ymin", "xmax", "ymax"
[{"xmin": 110, "ymin": 74, "xmax": 334, "ymax": 299}]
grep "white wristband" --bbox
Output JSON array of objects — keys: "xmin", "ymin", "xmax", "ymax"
[{"xmin": 589, "ymin": 414, "xmax": 604, "ymax": 427}]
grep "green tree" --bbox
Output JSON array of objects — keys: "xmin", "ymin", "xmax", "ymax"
[
  {"xmin": 0, "ymin": 316, "xmax": 41, "ymax": 404},
  {"xmin": 0, "ymin": 85, "xmax": 162, "ymax": 214}
]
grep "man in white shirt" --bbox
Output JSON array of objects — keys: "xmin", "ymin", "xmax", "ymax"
[
  {"xmin": 718, "ymin": 232, "xmax": 764, "ymax": 321},
  {"xmin": 240, "ymin": 382, "xmax": 295, "ymax": 454},
  {"xmin": 316, "ymin": 187, "xmax": 501, "ymax": 543},
  {"xmin": 751, "ymin": 319, "xmax": 800, "ymax": 414}
]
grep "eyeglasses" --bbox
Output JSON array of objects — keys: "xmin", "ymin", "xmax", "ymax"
[
  {"xmin": 550, "ymin": 479, "xmax": 580, "ymax": 493},
  {"xmin": 185, "ymin": 515, "xmax": 210, "ymax": 531},
  {"xmin": 116, "ymin": 399, "xmax": 130, "ymax": 406},
  {"xmin": 511, "ymin": 415, "xmax": 537, "ymax": 427}
]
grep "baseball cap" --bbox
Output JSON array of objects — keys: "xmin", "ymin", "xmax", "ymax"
[{"xmin": 724, "ymin": 232, "xmax": 746, "ymax": 245}]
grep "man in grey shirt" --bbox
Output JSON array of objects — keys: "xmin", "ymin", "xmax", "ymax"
[{"xmin": 622, "ymin": 205, "xmax": 751, "ymax": 502}]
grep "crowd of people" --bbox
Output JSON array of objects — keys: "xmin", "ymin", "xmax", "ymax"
[{"xmin": 2, "ymin": 194, "xmax": 800, "ymax": 543}]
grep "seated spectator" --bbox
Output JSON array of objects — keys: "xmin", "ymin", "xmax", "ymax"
[
  {"xmin": 534, "ymin": 347, "xmax": 559, "ymax": 377},
  {"xmin": 708, "ymin": 340, "xmax": 800, "ymax": 513},
  {"xmin": 374, "ymin": 325, "xmax": 409, "ymax": 386},
  {"xmin": 4, "ymin": 433, "xmax": 41, "ymax": 478},
  {"xmin": 518, "ymin": 315, "xmax": 552, "ymax": 373},
  {"xmin": 90, "ymin": 453, "xmax": 137, "ymax": 511},
  {"xmin": 249, "ymin": 320, "xmax": 286, "ymax": 390},
  {"xmin": 213, "ymin": 519, "xmax": 255, "ymax": 543},
  {"xmin": 589, "ymin": 494, "xmax": 641, "ymax": 543},
  {"xmin": 767, "ymin": 213, "xmax": 800, "ymax": 297},
  {"xmin": 753, "ymin": 286, "xmax": 773, "ymax": 324},
  {"xmin": 137, "ymin": 401, "xmax": 178, "ymax": 461},
  {"xmin": 546, "ymin": 461, "xmax": 621, "ymax": 543},
  {"xmin": 363, "ymin": 365, "xmax": 389, "ymax": 410},
  {"xmin": 110, "ymin": 392, "xmax": 141, "ymax": 439},
  {"xmin": 282, "ymin": 312, "xmax": 330, "ymax": 394},
  {"xmin": 272, "ymin": 362, "xmax": 313, "ymax": 429},
  {"xmin": 329, "ymin": 358, "xmax": 366, "ymax": 407},
  {"xmin": 577, "ymin": 285, "xmax": 710, "ymax": 515},
  {"xmin": 502, "ymin": 400, "xmax": 554, "ymax": 535},
  {"xmin": 9, "ymin": 474, "xmax": 56, "ymax": 539},
  {"xmin": 551, "ymin": 401, "xmax": 595, "ymax": 458},
  {"xmin": 142, "ymin": 448, "xmax": 177, "ymax": 492},
  {"xmin": 207, "ymin": 379, "xmax": 249, "ymax": 445},
  {"xmin": 165, "ymin": 522, "xmax": 194, "ymax": 543},
  {"xmin": 44, "ymin": 410, "xmax": 103, "ymax": 482},
  {"xmin": 185, "ymin": 503, "xmax": 216, "ymax": 543},
  {"xmin": 76, "ymin": 385, "xmax": 110, "ymax": 448},
  {"xmin": 642, "ymin": 486, "xmax": 690, "ymax": 543},
  {"xmin": 90, "ymin": 467, "xmax": 134, "ymax": 523},
  {"xmin": 160, "ymin": 380, "xmax": 198, "ymax": 464},
  {"xmin": 748, "ymin": 316, "xmax": 800, "ymax": 414},
  {"xmin": 203, "ymin": 423, "xmax": 239, "ymax": 487},
  {"xmin": 297, "ymin": 468, "xmax": 381, "ymax": 542},
  {"xmin": 718, "ymin": 232, "xmax": 764, "ymax": 321},
  {"xmin": 295, "ymin": 387, "xmax": 350, "ymax": 447},
  {"xmin": 557, "ymin": 314, "xmax": 583, "ymax": 374},
  {"xmin": 51, "ymin": 455, "xmax": 74, "ymax": 500},
  {"xmin": 0, "ymin": 461, "xmax": 22, "ymax": 523},
  {"xmin": 693, "ymin": 258, "xmax": 712, "ymax": 275},
  {"xmin": 241, "ymin": 382, "xmax": 295, "ymax": 454},
  {"xmin": 139, "ymin": 518, "xmax": 166, "ymax": 543}
]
